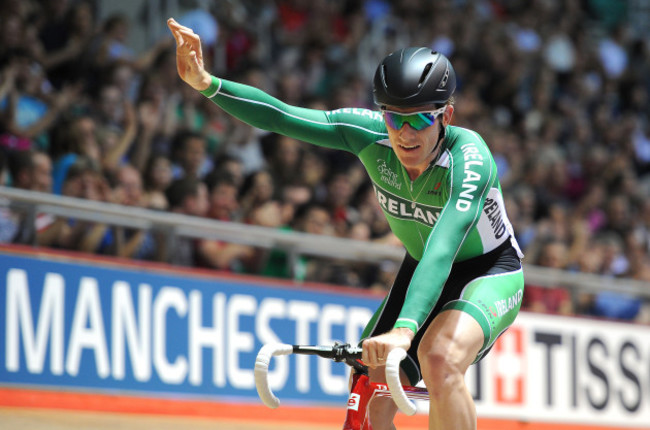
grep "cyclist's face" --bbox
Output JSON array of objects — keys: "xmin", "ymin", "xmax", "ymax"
[{"xmin": 384, "ymin": 105, "xmax": 453, "ymax": 176}]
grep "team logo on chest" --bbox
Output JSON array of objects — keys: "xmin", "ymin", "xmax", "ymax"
[
  {"xmin": 373, "ymin": 184, "xmax": 442, "ymax": 227},
  {"xmin": 376, "ymin": 159, "xmax": 402, "ymax": 190}
]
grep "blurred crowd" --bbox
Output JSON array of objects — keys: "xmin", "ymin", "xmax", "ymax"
[{"xmin": 0, "ymin": 0, "xmax": 649, "ymax": 322}]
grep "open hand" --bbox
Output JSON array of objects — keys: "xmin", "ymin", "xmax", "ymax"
[{"xmin": 167, "ymin": 18, "xmax": 212, "ymax": 91}]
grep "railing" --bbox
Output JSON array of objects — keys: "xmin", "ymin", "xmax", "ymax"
[{"xmin": 1, "ymin": 186, "xmax": 648, "ymax": 300}]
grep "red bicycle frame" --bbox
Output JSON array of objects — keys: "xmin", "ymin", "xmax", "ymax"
[{"xmin": 344, "ymin": 373, "xmax": 428, "ymax": 430}]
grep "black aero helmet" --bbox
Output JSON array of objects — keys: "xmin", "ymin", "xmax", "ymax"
[{"xmin": 373, "ymin": 47, "xmax": 456, "ymax": 108}]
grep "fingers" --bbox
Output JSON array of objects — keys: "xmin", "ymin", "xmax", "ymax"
[
  {"xmin": 167, "ymin": 17, "xmax": 184, "ymax": 32},
  {"xmin": 177, "ymin": 28, "xmax": 200, "ymax": 42},
  {"xmin": 167, "ymin": 18, "xmax": 202, "ymax": 47},
  {"xmin": 361, "ymin": 339, "xmax": 387, "ymax": 369},
  {"xmin": 167, "ymin": 18, "xmax": 184, "ymax": 44}
]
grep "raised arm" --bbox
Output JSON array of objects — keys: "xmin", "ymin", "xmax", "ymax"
[{"xmin": 167, "ymin": 18, "xmax": 385, "ymax": 153}]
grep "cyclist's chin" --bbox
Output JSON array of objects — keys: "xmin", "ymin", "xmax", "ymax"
[{"xmin": 396, "ymin": 148, "xmax": 427, "ymax": 167}]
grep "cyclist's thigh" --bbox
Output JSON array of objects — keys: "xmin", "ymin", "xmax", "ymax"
[
  {"xmin": 419, "ymin": 308, "xmax": 485, "ymax": 370},
  {"xmin": 441, "ymin": 266, "xmax": 524, "ymax": 361}
]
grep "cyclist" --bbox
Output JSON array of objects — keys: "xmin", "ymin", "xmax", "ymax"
[{"xmin": 168, "ymin": 18, "xmax": 524, "ymax": 430}]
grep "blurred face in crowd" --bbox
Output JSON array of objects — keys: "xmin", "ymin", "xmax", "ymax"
[
  {"xmin": 15, "ymin": 58, "xmax": 45, "ymax": 95},
  {"xmin": 71, "ymin": 116, "xmax": 97, "ymax": 145},
  {"xmin": 327, "ymin": 172, "xmax": 353, "ymax": 207},
  {"xmin": 349, "ymin": 222, "xmax": 371, "ymax": 241},
  {"xmin": 1, "ymin": 15, "xmax": 23, "ymax": 51},
  {"xmin": 31, "ymin": 152, "xmax": 52, "ymax": 193},
  {"xmin": 182, "ymin": 136, "xmax": 206, "ymax": 177},
  {"xmin": 538, "ymin": 241, "xmax": 568, "ymax": 269},
  {"xmin": 107, "ymin": 16, "xmax": 129, "ymax": 43},
  {"xmin": 282, "ymin": 184, "xmax": 312, "ymax": 207},
  {"xmin": 140, "ymin": 74, "xmax": 167, "ymax": 106},
  {"xmin": 116, "ymin": 165, "xmax": 143, "ymax": 206},
  {"xmin": 69, "ymin": 116, "xmax": 101, "ymax": 164},
  {"xmin": 279, "ymin": 184, "xmax": 312, "ymax": 225},
  {"xmin": 249, "ymin": 201, "xmax": 283, "ymax": 228},
  {"xmin": 148, "ymin": 156, "xmax": 172, "ymax": 191},
  {"xmin": 98, "ymin": 126, "xmax": 120, "ymax": 157},
  {"xmin": 301, "ymin": 207, "xmax": 332, "ymax": 235},
  {"xmin": 248, "ymin": 171, "xmax": 274, "ymax": 203},
  {"xmin": 98, "ymin": 85, "xmax": 124, "ymax": 124},
  {"xmin": 70, "ymin": 1, "xmax": 94, "ymax": 36},
  {"xmin": 185, "ymin": 182, "xmax": 209, "ymax": 217},
  {"xmin": 209, "ymin": 182, "xmax": 239, "ymax": 220},
  {"xmin": 222, "ymin": 159, "xmax": 244, "ymax": 187},
  {"xmin": 276, "ymin": 136, "xmax": 301, "ymax": 168},
  {"xmin": 63, "ymin": 170, "xmax": 107, "ymax": 201},
  {"xmin": 300, "ymin": 151, "xmax": 327, "ymax": 187},
  {"xmin": 111, "ymin": 64, "xmax": 136, "ymax": 96}
]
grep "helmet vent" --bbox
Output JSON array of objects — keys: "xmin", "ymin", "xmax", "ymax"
[
  {"xmin": 439, "ymin": 65, "xmax": 450, "ymax": 88},
  {"xmin": 418, "ymin": 63, "xmax": 432, "ymax": 88}
]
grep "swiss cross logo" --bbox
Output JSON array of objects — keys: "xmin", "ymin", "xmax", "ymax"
[
  {"xmin": 493, "ymin": 326, "xmax": 525, "ymax": 404},
  {"xmin": 347, "ymin": 393, "xmax": 360, "ymax": 411}
]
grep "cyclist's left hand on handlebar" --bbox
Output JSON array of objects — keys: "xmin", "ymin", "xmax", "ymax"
[
  {"xmin": 167, "ymin": 17, "xmax": 212, "ymax": 91},
  {"xmin": 362, "ymin": 328, "xmax": 414, "ymax": 369}
]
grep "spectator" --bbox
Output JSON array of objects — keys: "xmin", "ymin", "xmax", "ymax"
[
  {"xmin": 278, "ymin": 181, "xmax": 313, "ymax": 226},
  {"xmin": 170, "ymin": 130, "xmax": 212, "ymax": 180},
  {"xmin": 8, "ymin": 149, "xmax": 63, "ymax": 246},
  {"xmin": 322, "ymin": 170, "xmax": 359, "ymax": 237},
  {"xmin": 0, "ymin": 50, "xmax": 79, "ymax": 152},
  {"xmin": 88, "ymin": 12, "xmax": 173, "ymax": 74},
  {"xmin": 196, "ymin": 172, "xmax": 255, "ymax": 272},
  {"xmin": 239, "ymin": 169, "xmax": 275, "ymax": 219},
  {"xmin": 58, "ymin": 156, "xmax": 115, "ymax": 254},
  {"xmin": 96, "ymin": 98, "xmax": 137, "ymax": 175},
  {"xmin": 0, "ymin": 150, "xmax": 19, "ymax": 243},
  {"xmin": 222, "ymin": 120, "xmax": 267, "ymax": 176},
  {"xmin": 35, "ymin": 0, "xmax": 96, "ymax": 89},
  {"xmin": 206, "ymin": 172, "xmax": 240, "ymax": 221},
  {"xmin": 267, "ymin": 134, "xmax": 304, "ymax": 189},
  {"xmin": 213, "ymin": 154, "xmax": 245, "ymax": 188},
  {"xmin": 50, "ymin": 114, "xmax": 100, "ymax": 194},
  {"xmin": 9, "ymin": 149, "xmax": 52, "ymax": 193},
  {"xmin": 166, "ymin": 177, "xmax": 209, "ymax": 218},
  {"xmin": 142, "ymin": 154, "xmax": 172, "ymax": 211},
  {"xmin": 260, "ymin": 201, "xmax": 334, "ymax": 281},
  {"xmin": 597, "ymin": 23, "xmax": 630, "ymax": 79},
  {"xmin": 112, "ymin": 164, "xmax": 158, "ymax": 260},
  {"xmin": 522, "ymin": 239, "xmax": 574, "ymax": 315},
  {"xmin": 165, "ymin": 177, "xmax": 209, "ymax": 266},
  {"xmin": 587, "ymin": 234, "xmax": 642, "ymax": 321}
]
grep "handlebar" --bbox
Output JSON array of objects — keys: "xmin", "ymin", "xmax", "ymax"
[
  {"xmin": 254, "ymin": 343, "xmax": 417, "ymax": 415},
  {"xmin": 385, "ymin": 347, "xmax": 417, "ymax": 415},
  {"xmin": 254, "ymin": 343, "xmax": 293, "ymax": 408}
]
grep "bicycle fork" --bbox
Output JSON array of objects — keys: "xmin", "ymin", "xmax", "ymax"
[{"xmin": 343, "ymin": 373, "xmax": 386, "ymax": 430}]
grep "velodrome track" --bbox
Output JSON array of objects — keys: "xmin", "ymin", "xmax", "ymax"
[
  {"xmin": 3, "ymin": 406, "xmax": 648, "ymax": 430},
  {"xmin": 1, "ymin": 386, "xmax": 648, "ymax": 430},
  {"xmin": 0, "ymin": 407, "xmax": 335, "ymax": 430}
]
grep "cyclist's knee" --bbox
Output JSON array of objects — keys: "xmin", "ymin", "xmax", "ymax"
[
  {"xmin": 418, "ymin": 341, "xmax": 468, "ymax": 395},
  {"xmin": 418, "ymin": 310, "xmax": 484, "ymax": 390}
]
